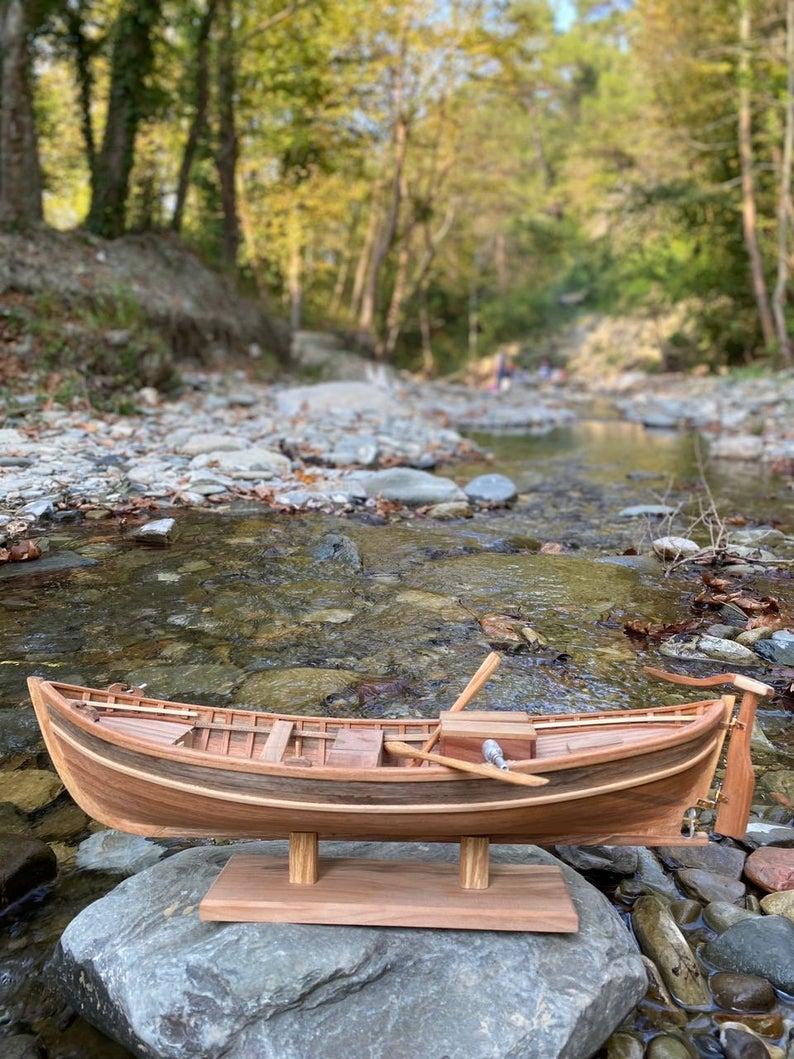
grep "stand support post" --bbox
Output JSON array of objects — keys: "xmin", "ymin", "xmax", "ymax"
[
  {"xmin": 459, "ymin": 836, "xmax": 489, "ymax": 889},
  {"xmin": 289, "ymin": 832, "xmax": 318, "ymax": 885}
]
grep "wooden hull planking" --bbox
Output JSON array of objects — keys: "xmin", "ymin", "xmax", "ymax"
[{"xmin": 29, "ymin": 678, "xmax": 731, "ymax": 845}]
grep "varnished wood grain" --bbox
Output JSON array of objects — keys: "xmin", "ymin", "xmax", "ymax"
[
  {"xmin": 459, "ymin": 836, "xmax": 489, "ymax": 889},
  {"xmin": 198, "ymin": 854, "xmax": 579, "ymax": 931},
  {"xmin": 288, "ymin": 832, "xmax": 318, "ymax": 884}
]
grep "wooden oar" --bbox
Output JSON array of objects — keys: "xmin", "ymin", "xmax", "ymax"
[
  {"xmin": 385, "ymin": 740, "xmax": 548, "ymax": 788},
  {"xmin": 419, "ymin": 651, "xmax": 502, "ymax": 757}
]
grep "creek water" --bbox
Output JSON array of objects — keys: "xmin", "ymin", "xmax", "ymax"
[{"xmin": 0, "ymin": 415, "xmax": 792, "ymax": 1057}]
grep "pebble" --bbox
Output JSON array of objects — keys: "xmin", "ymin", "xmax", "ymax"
[
  {"xmin": 131, "ymin": 518, "xmax": 176, "ymax": 545},
  {"xmin": 646, "ymin": 1035, "xmax": 694, "ymax": 1059},
  {"xmin": 753, "ymin": 638, "xmax": 794, "ymax": 665},
  {"xmin": 669, "ymin": 899, "xmax": 702, "ymax": 925},
  {"xmin": 719, "ymin": 1025, "xmax": 776, "ymax": 1059},
  {"xmin": 703, "ymin": 901, "xmax": 759, "ymax": 933},
  {"xmin": 464, "ymin": 473, "xmax": 518, "ymax": 505},
  {"xmin": 619, "ymin": 504, "xmax": 675, "ymax": 518},
  {"xmin": 606, "ymin": 1032, "xmax": 644, "ymax": 1059},
  {"xmin": 743, "ymin": 821, "xmax": 794, "ymax": 847},
  {"xmin": 744, "ymin": 847, "xmax": 794, "ymax": 892},
  {"xmin": 426, "ymin": 501, "xmax": 472, "ymax": 519},
  {"xmin": 632, "ymin": 895, "xmax": 711, "ymax": 1006},
  {"xmin": 698, "ymin": 636, "xmax": 759, "ymax": 665},
  {"xmin": 704, "ymin": 916, "xmax": 794, "ymax": 993},
  {"xmin": 362, "ymin": 468, "xmax": 467, "ymax": 506},
  {"xmin": 758, "ymin": 890, "xmax": 794, "ymax": 920},
  {"xmin": 652, "ymin": 536, "xmax": 701, "ymax": 560},
  {"xmin": 658, "ymin": 843, "xmax": 746, "ymax": 879},
  {"xmin": 677, "ymin": 868, "xmax": 745, "ymax": 904},
  {"xmin": 709, "ymin": 972, "xmax": 776, "ymax": 1013}
]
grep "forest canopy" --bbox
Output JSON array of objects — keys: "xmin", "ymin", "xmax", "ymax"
[{"xmin": 1, "ymin": 0, "xmax": 793, "ymax": 372}]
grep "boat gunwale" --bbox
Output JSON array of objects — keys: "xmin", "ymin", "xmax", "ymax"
[{"xmin": 31, "ymin": 678, "xmax": 731, "ymax": 784}]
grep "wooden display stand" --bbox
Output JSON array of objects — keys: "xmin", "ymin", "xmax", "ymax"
[{"xmin": 199, "ymin": 833, "xmax": 579, "ymax": 933}]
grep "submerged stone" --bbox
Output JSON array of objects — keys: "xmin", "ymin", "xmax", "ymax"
[
  {"xmin": 0, "ymin": 833, "xmax": 57, "ymax": 909},
  {"xmin": 704, "ymin": 916, "xmax": 794, "ymax": 993},
  {"xmin": 0, "ymin": 769, "xmax": 63, "ymax": 813},
  {"xmin": 632, "ymin": 895, "xmax": 711, "ymax": 1007},
  {"xmin": 235, "ymin": 668, "xmax": 359, "ymax": 711},
  {"xmin": 709, "ymin": 972, "xmax": 776, "ymax": 1013}
]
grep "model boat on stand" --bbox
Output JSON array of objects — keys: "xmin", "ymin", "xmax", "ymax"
[{"xmin": 28, "ymin": 653, "xmax": 773, "ymax": 932}]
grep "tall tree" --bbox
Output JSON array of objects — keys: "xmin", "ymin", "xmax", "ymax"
[
  {"xmin": 86, "ymin": 0, "xmax": 162, "ymax": 238},
  {"xmin": 215, "ymin": 0, "xmax": 240, "ymax": 269},
  {"xmin": 0, "ymin": 0, "xmax": 43, "ymax": 228},
  {"xmin": 773, "ymin": 0, "xmax": 794, "ymax": 362},
  {"xmin": 172, "ymin": 0, "xmax": 217, "ymax": 233},
  {"xmin": 737, "ymin": 0, "xmax": 775, "ymax": 348}
]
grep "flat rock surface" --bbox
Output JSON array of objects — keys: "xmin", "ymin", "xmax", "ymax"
[{"xmin": 55, "ymin": 841, "xmax": 646, "ymax": 1059}]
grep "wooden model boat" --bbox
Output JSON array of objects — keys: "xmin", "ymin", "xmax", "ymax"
[{"xmin": 27, "ymin": 663, "xmax": 772, "ymax": 848}]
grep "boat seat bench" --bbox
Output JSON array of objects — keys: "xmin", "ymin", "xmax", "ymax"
[{"xmin": 96, "ymin": 716, "xmax": 195, "ymax": 746}]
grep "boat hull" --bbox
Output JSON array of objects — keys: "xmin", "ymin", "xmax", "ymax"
[{"xmin": 33, "ymin": 681, "xmax": 728, "ymax": 845}]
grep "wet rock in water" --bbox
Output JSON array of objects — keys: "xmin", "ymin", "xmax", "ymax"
[
  {"xmin": 362, "ymin": 467, "xmax": 466, "ymax": 506},
  {"xmin": 705, "ymin": 623, "xmax": 739, "ymax": 640},
  {"xmin": 0, "ymin": 1034, "xmax": 43, "ymax": 1059},
  {"xmin": 0, "ymin": 769, "xmax": 63, "ymax": 812},
  {"xmin": 463, "ymin": 473, "xmax": 518, "ymax": 506},
  {"xmin": 669, "ymin": 899, "xmax": 702, "ymax": 925},
  {"xmin": 632, "ymin": 895, "xmax": 711, "ymax": 1006},
  {"xmin": 0, "ymin": 801, "xmax": 30, "ymax": 834},
  {"xmin": 743, "ymin": 821, "xmax": 794, "ymax": 848},
  {"xmin": 0, "ymin": 550, "xmax": 98, "ymax": 581},
  {"xmin": 301, "ymin": 608, "xmax": 355, "ymax": 625},
  {"xmin": 652, "ymin": 536, "xmax": 700, "ymax": 560},
  {"xmin": 131, "ymin": 518, "xmax": 176, "ymax": 545},
  {"xmin": 310, "ymin": 532, "xmax": 362, "ymax": 570},
  {"xmin": 624, "ymin": 847, "xmax": 679, "ymax": 899},
  {"xmin": 0, "ymin": 707, "xmax": 41, "ymax": 759},
  {"xmin": 606, "ymin": 1032, "xmax": 644, "ymax": 1059},
  {"xmin": 393, "ymin": 589, "xmax": 470, "ymax": 621},
  {"xmin": 646, "ymin": 1034, "xmax": 694, "ymax": 1059},
  {"xmin": 619, "ymin": 504, "xmax": 675, "ymax": 518},
  {"xmin": 759, "ymin": 890, "xmax": 794, "ymax": 920},
  {"xmin": 54, "ymin": 841, "xmax": 646, "ymax": 1059},
  {"xmin": 236, "ymin": 668, "xmax": 359, "ymax": 711},
  {"xmin": 658, "ymin": 843, "xmax": 746, "ymax": 879},
  {"xmin": 744, "ymin": 847, "xmax": 794, "ymax": 892},
  {"xmin": 719, "ymin": 1025, "xmax": 770, "ymax": 1059},
  {"xmin": 704, "ymin": 916, "xmax": 794, "ymax": 993},
  {"xmin": 76, "ymin": 830, "xmax": 167, "ymax": 875},
  {"xmin": 677, "ymin": 868, "xmax": 745, "ymax": 905},
  {"xmin": 32, "ymin": 800, "xmax": 89, "ymax": 843},
  {"xmin": 426, "ymin": 500, "xmax": 472, "ymax": 520},
  {"xmin": 752, "ymin": 638, "xmax": 794, "ymax": 666},
  {"xmin": 554, "ymin": 845, "xmax": 639, "ymax": 876},
  {"xmin": 698, "ymin": 636, "xmax": 759, "ymax": 665},
  {"xmin": 0, "ymin": 833, "xmax": 57, "ymax": 909},
  {"xmin": 709, "ymin": 972, "xmax": 776, "ymax": 1013},
  {"xmin": 22, "ymin": 497, "xmax": 55, "ymax": 520},
  {"xmin": 703, "ymin": 901, "xmax": 760, "ymax": 933},
  {"xmin": 122, "ymin": 663, "xmax": 242, "ymax": 701}
]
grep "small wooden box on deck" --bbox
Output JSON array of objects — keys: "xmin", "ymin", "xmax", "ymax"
[{"xmin": 438, "ymin": 710, "xmax": 537, "ymax": 763}]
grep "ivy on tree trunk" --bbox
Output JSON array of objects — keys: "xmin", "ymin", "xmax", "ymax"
[{"xmin": 86, "ymin": 0, "xmax": 162, "ymax": 239}]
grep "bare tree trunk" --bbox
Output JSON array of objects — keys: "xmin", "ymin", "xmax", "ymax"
[
  {"xmin": 172, "ymin": 0, "xmax": 217, "ymax": 232},
  {"xmin": 65, "ymin": 2, "xmax": 96, "ymax": 180},
  {"xmin": 738, "ymin": 0, "xmax": 775, "ymax": 348},
  {"xmin": 349, "ymin": 186, "xmax": 382, "ymax": 318},
  {"xmin": 773, "ymin": 0, "xmax": 794, "ymax": 363},
  {"xmin": 87, "ymin": 0, "xmax": 162, "ymax": 238},
  {"xmin": 419, "ymin": 284, "xmax": 434, "ymax": 377},
  {"xmin": 215, "ymin": 0, "xmax": 240, "ymax": 269},
  {"xmin": 468, "ymin": 277, "xmax": 479, "ymax": 360},
  {"xmin": 287, "ymin": 205, "xmax": 302, "ymax": 333},
  {"xmin": 357, "ymin": 21, "xmax": 409, "ymax": 335},
  {"xmin": 380, "ymin": 231, "xmax": 412, "ymax": 359},
  {"xmin": 0, "ymin": 0, "xmax": 43, "ymax": 228}
]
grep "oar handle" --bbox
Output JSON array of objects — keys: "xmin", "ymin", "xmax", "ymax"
[
  {"xmin": 420, "ymin": 652, "xmax": 502, "ymax": 756},
  {"xmin": 386, "ymin": 740, "xmax": 548, "ymax": 788}
]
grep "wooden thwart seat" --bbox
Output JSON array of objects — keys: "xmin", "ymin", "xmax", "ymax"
[
  {"xmin": 326, "ymin": 728, "xmax": 384, "ymax": 768},
  {"xmin": 97, "ymin": 716, "xmax": 194, "ymax": 746},
  {"xmin": 439, "ymin": 710, "xmax": 537, "ymax": 762},
  {"xmin": 261, "ymin": 720, "xmax": 294, "ymax": 762}
]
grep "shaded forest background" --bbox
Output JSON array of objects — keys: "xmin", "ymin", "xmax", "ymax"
[{"xmin": 1, "ymin": 0, "xmax": 794, "ymax": 377}]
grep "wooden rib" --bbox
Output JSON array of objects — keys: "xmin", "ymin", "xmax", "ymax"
[{"xmin": 49, "ymin": 722, "xmax": 722, "ymax": 816}]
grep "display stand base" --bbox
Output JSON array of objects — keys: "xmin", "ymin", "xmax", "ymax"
[{"xmin": 199, "ymin": 849, "xmax": 579, "ymax": 933}]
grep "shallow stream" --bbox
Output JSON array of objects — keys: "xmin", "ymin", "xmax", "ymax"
[{"xmin": 1, "ymin": 415, "xmax": 792, "ymax": 1057}]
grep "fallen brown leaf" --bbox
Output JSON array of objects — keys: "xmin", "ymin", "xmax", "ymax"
[
  {"xmin": 624, "ymin": 617, "xmax": 703, "ymax": 641},
  {"xmin": 539, "ymin": 542, "xmax": 563, "ymax": 554}
]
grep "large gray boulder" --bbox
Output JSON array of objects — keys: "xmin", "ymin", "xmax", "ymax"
[
  {"xmin": 276, "ymin": 381, "xmax": 392, "ymax": 416},
  {"xmin": 54, "ymin": 841, "xmax": 646, "ymax": 1059}
]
